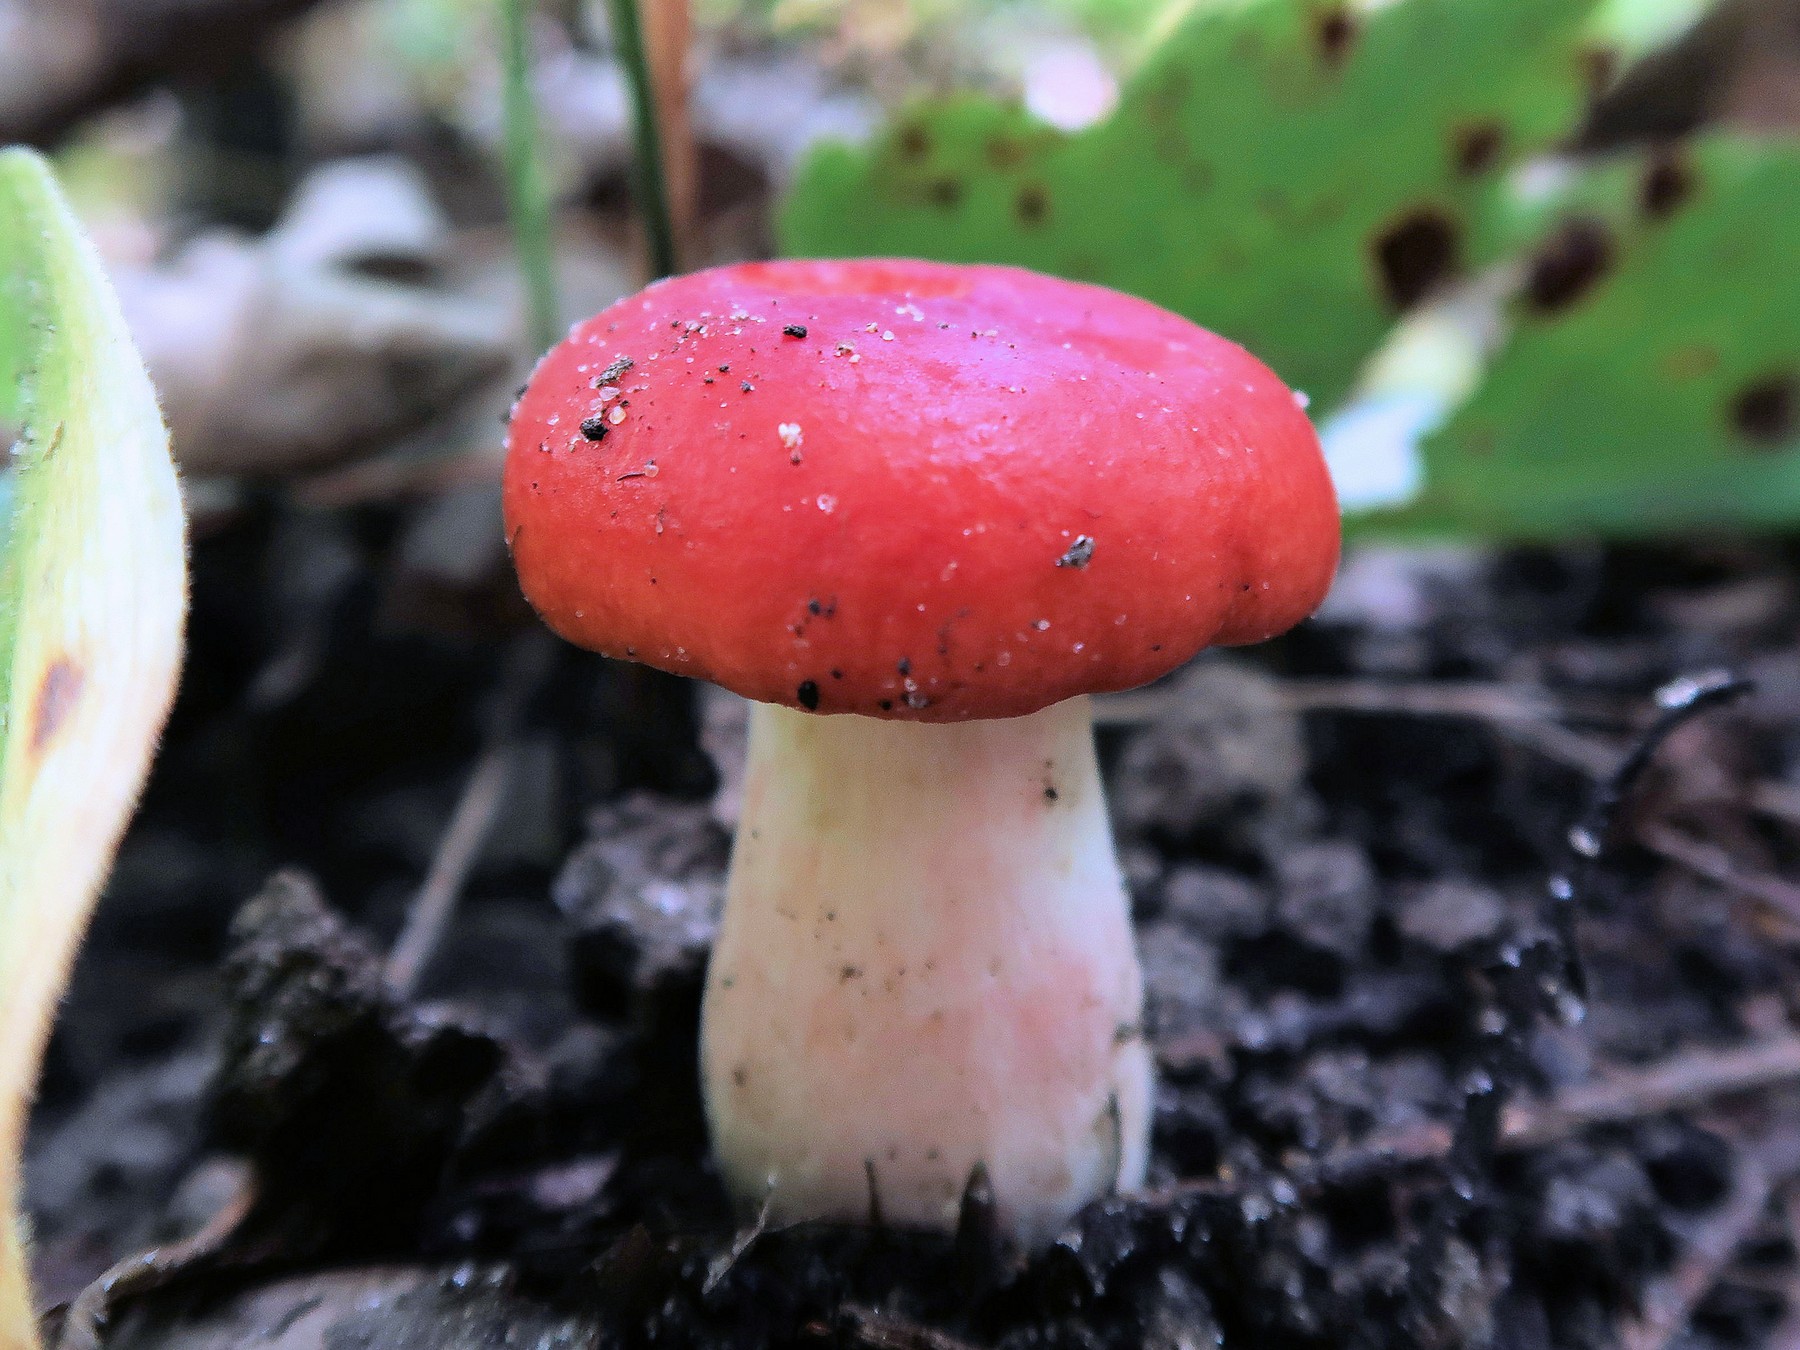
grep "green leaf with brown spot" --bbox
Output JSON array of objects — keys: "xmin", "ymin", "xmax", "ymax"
[
  {"xmin": 0, "ymin": 147, "xmax": 186, "ymax": 1348},
  {"xmin": 1373, "ymin": 136, "xmax": 1800, "ymax": 536},
  {"xmin": 780, "ymin": 0, "xmax": 1609, "ymax": 411}
]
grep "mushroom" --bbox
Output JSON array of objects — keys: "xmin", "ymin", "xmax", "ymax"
[{"xmin": 503, "ymin": 259, "xmax": 1339, "ymax": 1244}]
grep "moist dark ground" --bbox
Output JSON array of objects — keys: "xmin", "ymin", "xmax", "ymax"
[{"xmin": 26, "ymin": 500, "xmax": 1800, "ymax": 1349}]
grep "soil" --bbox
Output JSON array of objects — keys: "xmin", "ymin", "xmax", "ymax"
[{"xmin": 24, "ymin": 502, "xmax": 1800, "ymax": 1349}]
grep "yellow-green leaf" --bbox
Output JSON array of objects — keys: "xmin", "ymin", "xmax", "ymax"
[{"xmin": 0, "ymin": 147, "xmax": 187, "ymax": 1349}]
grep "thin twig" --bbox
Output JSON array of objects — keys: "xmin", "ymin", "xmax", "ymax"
[
  {"xmin": 1618, "ymin": 1128, "xmax": 1800, "ymax": 1350},
  {"xmin": 1106, "ymin": 674, "xmax": 1800, "ymax": 841},
  {"xmin": 1093, "ymin": 677, "xmax": 1625, "ymax": 728},
  {"xmin": 606, "ymin": 0, "xmax": 679, "ymax": 279},
  {"xmin": 1491, "ymin": 716, "xmax": 1621, "ymax": 778},
  {"xmin": 702, "ymin": 1196, "xmax": 771, "ymax": 1295},
  {"xmin": 815, "ymin": 1305, "xmax": 986, "ymax": 1350},
  {"xmin": 1619, "ymin": 1157, "xmax": 1770, "ymax": 1350},
  {"xmin": 1513, "ymin": 720, "xmax": 1800, "ymax": 843},
  {"xmin": 640, "ymin": 0, "xmax": 696, "ymax": 256},
  {"xmin": 384, "ymin": 744, "xmax": 519, "ymax": 999},
  {"xmin": 1638, "ymin": 820, "xmax": 1800, "ymax": 926},
  {"xmin": 385, "ymin": 631, "xmax": 556, "ymax": 997},
  {"xmin": 499, "ymin": 0, "xmax": 560, "ymax": 355},
  {"xmin": 1763, "ymin": 1186, "xmax": 1800, "ymax": 1350},
  {"xmin": 1306, "ymin": 1033, "xmax": 1800, "ymax": 1186},
  {"xmin": 1276, "ymin": 679, "xmax": 1625, "ymax": 724},
  {"xmin": 1753, "ymin": 779, "xmax": 1800, "ymax": 829},
  {"xmin": 1504, "ymin": 1037, "xmax": 1800, "ymax": 1151},
  {"xmin": 54, "ymin": 1170, "xmax": 256, "ymax": 1350}
]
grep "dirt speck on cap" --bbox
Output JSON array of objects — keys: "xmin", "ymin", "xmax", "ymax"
[
  {"xmin": 595, "ymin": 355, "xmax": 634, "ymax": 387},
  {"xmin": 1056, "ymin": 535, "xmax": 1096, "ymax": 569}
]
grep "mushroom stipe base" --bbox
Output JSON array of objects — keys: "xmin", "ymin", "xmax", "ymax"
[{"xmin": 701, "ymin": 696, "xmax": 1151, "ymax": 1245}]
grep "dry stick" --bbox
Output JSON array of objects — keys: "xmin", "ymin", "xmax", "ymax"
[
  {"xmin": 1532, "ymin": 728, "xmax": 1800, "ymax": 928},
  {"xmin": 639, "ymin": 0, "xmax": 697, "ymax": 258},
  {"xmin": 385, "ymin": 632, "xmax": 557, "ymax": 998},
  {"xmin": 1764, "ymin": 1187, "xmax": 1800, "ymax": 1350},
  {"xmin": 606, "ymin": 0, "xmax": 679, "ymax": 279},
  {"xmin": 1494, "ymin": 718, "xmax": 1800, "ymax": 926},
  {"xmin": 384, "ymin": 744, "xmax": 519, "ymax": 998},
  {"xmin": 1305, "ymin": 1032, "xmax": 1800, "ymax": 1187},
  {"xmin": 1490, "ymin": 715, "xmax": 1621, "ymax": 779},
  {"xmin": 1277, "ymin": 678, "xmax": 1625, "ymax": 725},
  {"xmin": 1103, "ymin": 674, "xmax": 1754, "ymax": 837},
  {"xmin": 824, "ymin": 1305, "xmax": 986, "ymax": 1350},
  {"xmin": 1618, "ymin": 1128, "xmax": 1800, "ymax": 1350},
  {"xmin": 1118, "ymin": 674, "xmax": 1800, "ymax": 840},
  {"xmin": 701, "ymin": 1196, "xmax": 772, "ymax": 1296},
  {"xmin": 1093, "ymin": 678, "xmax": 1626, "ymax": 728},
  {"xmin": 1503, "ymin": 1037, "xmax": 1800, "ymax": 1151},
  {"xmin": 1638, "ymin": 820, "xmax": 1800, "ymax": 925},
  {"xmin": 1359, "ymin": 687, "xmax": 1800, "ymax": 844},
  {"xmin": 53, "ymin": 1172, "xmax": 256, "ymax": 1350},
  {"xmin": 1752, "ymin": 778, "xmax": 1800, "ymax": 829}
]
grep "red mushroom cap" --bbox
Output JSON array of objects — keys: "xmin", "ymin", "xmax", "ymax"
[{"xmin": 503, "ymin": 259, "xmax": 1338, "ymax": 721}]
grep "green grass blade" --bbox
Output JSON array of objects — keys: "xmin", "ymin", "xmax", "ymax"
[
  {"xmin": 607, "ymin": 0, "xmax": 679, "ymax": 280},
  {"xmin": 500, "ymin": 0, "xmax": 562, "ymax": 355},
  {"xmin": 0, "ymin": 147, "xmax": 187, "ymax": 1348}
]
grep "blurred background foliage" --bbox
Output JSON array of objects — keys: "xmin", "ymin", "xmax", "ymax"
[
  {"xmin": 779, "ymin": 0, "xmax": 1800, "ymax": 537},
  {"xmin": 11, "ymin": 0, "xmax": 1800, "ymax": 538}
]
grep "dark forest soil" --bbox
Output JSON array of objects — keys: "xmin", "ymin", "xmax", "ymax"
[{"xmin": 28, "ymin": 502, "xmax": 1800, "ymax": 1349}]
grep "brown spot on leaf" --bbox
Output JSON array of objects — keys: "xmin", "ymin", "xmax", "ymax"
[
  {"xmin": 897, "ymin": 124, "xmax": 931, "ymax": 161},
  {"xmin": 1731, "ymin": 374, "xmax": 1798, "ymax": 448},
  {"xmin": 1581, "ymin": 47, "xmax": 1619, "ymax": 98},
  {"xmin": 1061, "ymin": 254, "xmax": 1104, "ymax": 282},
  {"xmin": 1453, "ymin": 122, "xmax": 1505, "ymax": 178},
  {"xmin": 1373, "ymin": 209, "xmax": 1461, "ymax": 311},
  {"xmin": 1015, "ymin": 184, "xmax": 1049, "ymax": 227},
  {"xmin": 986, "ymin": 136, "xmax": 1026, "ymax": 170},
  {"xmin": 1661, "ymin": 345, "xmax": 1719, "ymax": 381},
  {"xmin": 1315, "ymin": 7, "xmax": 1356, "ymax": 67},
  {"xmin": 1524, "ymin": 218, "xmax": 1614, "ymax": 314},
  {"xmin": 1640, "ymin": 148, "xmax": 1695, "ymax": 220},
  {"xmin": 32, "ymin": 657, "xmax": 83, "ymax": 753},
  {"xmin": 927, "ymin": 177, "xmax": 963, "ymax": 209},
  {"xmin": 1142, "ymin": 70, "xmax": 1189, "ymax": 124}
]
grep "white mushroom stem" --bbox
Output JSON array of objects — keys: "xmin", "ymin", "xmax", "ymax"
[{"xmin": 700, "ymin": 695, "xmax": 1151, "ymax": 1246}]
